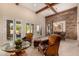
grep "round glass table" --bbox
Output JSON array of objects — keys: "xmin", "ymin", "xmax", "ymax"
[{"xmin": 1, "ymin": 41, "xmax": 31, "ymax": 56}]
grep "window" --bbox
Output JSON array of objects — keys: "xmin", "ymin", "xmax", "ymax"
[
  {"xmin": 36, "ymin": 25, "xmax": 42, "ymax": 35},
  {"xmin": 26, "ymin": 23, "xmax": 34, "ymax": 34},
  {"xmin": 47, "ymin": 24, "xmax": 51, "ymax": 35},
  {"xmin": 16, "ymin": 21, "xmax": 21, "ymax": 39},
  {"xmin": 7, "ymin": 20, "xmax": 13, "ymax": 40},
  {"xmin": 30, "ymin": 24, "xmax": 34, "ymax": 33},
  {"xmin": 36, "ymin": 25, "xmax": 40, "ymax": 33},
  {"xmin": 7, "ymin": 20, "xmax": 21, "ymax": 40},
  {"xmin": 26, "ymin": 23, "xmax": 30, "ymax": 33}
]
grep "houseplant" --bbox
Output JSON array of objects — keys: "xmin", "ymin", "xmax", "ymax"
[{"xmin": 15, "ymin": 38, "xmax": 22, "ymax": 49}]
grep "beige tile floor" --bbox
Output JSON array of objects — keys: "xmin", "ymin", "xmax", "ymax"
[
  {"xmin": 59, "ymin": 39, "xmax": 79, "ymax": 56},
  {"xmin": 0, "ymin": 39, "xmax": 79, "ymax": 56}
]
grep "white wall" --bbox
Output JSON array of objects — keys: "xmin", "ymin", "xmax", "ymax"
[{"xmin": 0, "ymin": 3, "xmax": 45, "ymax": 44}]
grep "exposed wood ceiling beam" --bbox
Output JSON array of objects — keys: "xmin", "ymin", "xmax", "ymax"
[
  {"xmin": 15, "ymin": 3, "xmax": 19, "ymax": 5},
  {"xmin": 45, "ymin": 3, "xmax": 57, "ymax": 13},
  {"xmin": 36, "ymin": 3, "xmax": 58, "ymax": 14}
]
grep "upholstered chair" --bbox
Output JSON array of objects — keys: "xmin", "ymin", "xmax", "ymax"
[
  {"xmin": 26, "ymin": 33, "xmax": 33, "ymax": 43},
  {"xmin": 26, "ymin": 33, "xmax": 33, "ymax": 39},
  {"xmin": 45, "ymin": 34, "xmax": 61, "ymax": 56},
  {"xmin": 22, "ymin": 33, "xmax": 33, "ymax": 43}
]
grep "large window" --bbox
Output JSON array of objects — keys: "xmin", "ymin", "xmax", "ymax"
[
  {"xmin": 36, "ymin": 25, "xmax": 42, "ymax": 35},
  {"xmin": 36, "ymin": 25, "xmax": 40, "ymax": 34},
  {"xmin": 7, "ymin": 20, "xmax": 21, "ymax": 40},
  {"xmin": 47, "ymin": 24, "xmax": 51, "ymax": 35},
  {"xmin": 26, "ymin": 23, "xmax": 34, "ymax": 34},
  {"xmin": 30, "ymin": 24, "xmax": 34, "ymax": 33},
  {"xmin": 16, "ymin": 21, "xmax": 21, "ymax": 39},
  {"xmin": 7, "ymin": 20, "xmax": 34, "ymax": 40},
  {"xmin": 7, "ymin": 20, "xmax": 13, "ymax": 40}
]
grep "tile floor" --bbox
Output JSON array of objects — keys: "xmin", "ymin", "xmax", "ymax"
[{"xmin": 0, "ymin": 39, "xmax": 79, "ymax": 56}]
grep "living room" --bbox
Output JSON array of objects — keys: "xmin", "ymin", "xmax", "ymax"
[{"xmin": 0, "ymin": 3, "xmax": 79, "ymax": 56}]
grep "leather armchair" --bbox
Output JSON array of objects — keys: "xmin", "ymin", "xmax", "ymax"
[
  {"xmin": 45, "ymin": 34, "xmax": 61, "ymax": 56},
  {"xmin": 38, "ymin": 34, "xmax": 61, "ymax": 56}
]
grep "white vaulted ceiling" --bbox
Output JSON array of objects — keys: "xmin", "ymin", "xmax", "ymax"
[
  {"xmin": 19, "ymin": 3, "xmax": 77, "ymax": 17},
  {"xmin": 53, "ymin": 3, "xmax": 77, "ymax": 13},
  {"xmin": 19, "ymin": 3, "xmax": 46, "ymax": 12},
  {"xmin": 38, "ymin": 8, "xmax": 55, "ymax": 17}
]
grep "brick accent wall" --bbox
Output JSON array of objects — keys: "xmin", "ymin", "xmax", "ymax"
[{"xmin": 45, "ymin": 7, "xmax": 77, "ymax": 40}]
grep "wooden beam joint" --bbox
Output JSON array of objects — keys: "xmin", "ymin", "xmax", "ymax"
[{"xmin": 36, "ymin": 3, "xmax": 57, "ymax": 14}]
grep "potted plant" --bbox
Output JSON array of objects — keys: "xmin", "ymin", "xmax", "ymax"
[{"xmin": 15, "ymin": 38, "xmax": 22, "ymax": 49}]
